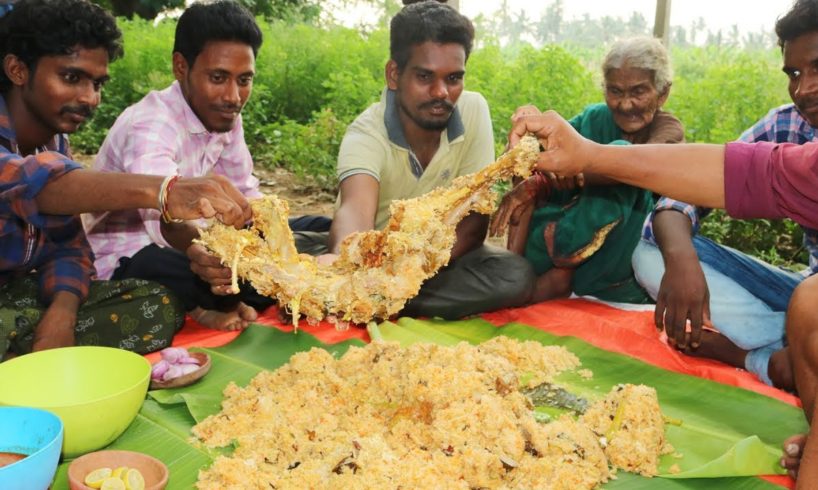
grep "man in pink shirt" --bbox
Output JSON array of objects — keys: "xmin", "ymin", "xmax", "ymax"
[
  {"xmin": 507, "ymin": 109, "xmax": 818, "ymax": 488},
  {"xmin": 83, "ymin": 1, "xmax": 271, "ymax": 330}
]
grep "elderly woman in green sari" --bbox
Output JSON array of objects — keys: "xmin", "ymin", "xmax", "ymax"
[{"xmin": 491, "ymin": 36, "xmax": 684, "ymax": 304}]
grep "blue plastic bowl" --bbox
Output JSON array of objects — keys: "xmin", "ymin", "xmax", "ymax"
[{"xmin": 0, "ymin": 406, "xmax": 64, "ymax": 490}]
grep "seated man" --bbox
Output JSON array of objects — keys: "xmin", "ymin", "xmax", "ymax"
[
  {"xmin": 630, "ymin": 0, "xmax": 818, "ymax": 390},
  {"xmin": 294, "ymin": 1, "xmax": 534, "ymax": 319},
  {"xmin": 83, "ymin": 1, "xmax": 272, "ymax": 331},
  {"xmin": 0, "ymin": 0, "xmax": 250, "ymax": 360},
  {"xmin": 492, "ymin": 36, "xmax": 684, "ymax": 305},
  {"xmin": 507, "ymin": 109, "xmax": 818, "ymax": 490}
]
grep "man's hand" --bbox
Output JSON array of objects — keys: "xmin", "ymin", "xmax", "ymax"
[
  {"xmin": 508, "ymin": 110, "xmax": 597, "ymax": 177},
  {"xmin": 32, "ymin": 291, "xmax": 79, "ymax": 352},
  {"xmin": 166, "ymin": 175, "xmax": 252, "ymax": 228},
  {"xmin": 510, "ymin": 104, "xmax": 542, "ymax": 122},
  {"xmin": 187, "ymin": 243, "xmax": 236, "ymax": 295},
  {"xmin": 655, "ymin": 258, "xmax": 711, "ymax": 350}
]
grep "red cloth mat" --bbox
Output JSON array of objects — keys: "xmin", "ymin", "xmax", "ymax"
[{"xmin": 147, "ymin": 298, "xmax": 798, "ymax": 488}]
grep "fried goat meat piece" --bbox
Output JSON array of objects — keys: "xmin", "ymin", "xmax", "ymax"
[{"xmin": 195, "ymin": 135, "xmax": 541, "ymax": 329}]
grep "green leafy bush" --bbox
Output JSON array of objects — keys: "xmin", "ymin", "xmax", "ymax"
[
  {"xmin": 667, "ymin": 46, "xmax": 789, "ymax": 143},
  {"xmin": 72, "ymin": 18, "xmax": 175, "ymax": 152},
  {"xmin": 254, "ymin": 108, "xmax": 344, "ymax": 188},
  {"xmin": 468, "ymin": 43, "xmax": 598, "ymax": 152}
]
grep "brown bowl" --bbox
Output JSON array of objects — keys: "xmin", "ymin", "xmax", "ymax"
[
  {"xmin": 149, "ymin": 352, "xmax": 211, "ymax": 390},
  {"xmin": 67, "ymin": 450, "xmax": 168, "ymax": 490}
]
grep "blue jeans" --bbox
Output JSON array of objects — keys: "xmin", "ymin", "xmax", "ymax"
[{"xmin": 631, "ymin": 236, "xmax": 803, "ymax": 385}]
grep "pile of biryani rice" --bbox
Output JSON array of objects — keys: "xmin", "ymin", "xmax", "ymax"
[{"xmin": 192, "ymin": 337, "xmax": 672, "ymax": 489}]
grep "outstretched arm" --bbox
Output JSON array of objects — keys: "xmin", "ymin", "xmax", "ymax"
[
  {"xmin": 508, "ymin": 111, "xmax": 726, "ymax": 208},
  {"xmin": 36, "ymin": 171, "xmax": 251, "ymax": 228},
  {"xmin": 328, "ymin": 174, "xmax": 379, "ymax": 254}
]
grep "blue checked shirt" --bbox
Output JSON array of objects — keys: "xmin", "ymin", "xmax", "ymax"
[
  {"xmin": 642, "ymin": 103, "xmax": 818, "ymax": 276},
  {"xmin": 0, "ymin": 95, "xmax": 94, "ymax": 302}
]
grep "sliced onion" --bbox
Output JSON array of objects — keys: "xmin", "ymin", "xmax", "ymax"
[
  {"xmin": 151, "ymin": 360, "xmax": 170, "ymax": 380},
  {"xmin": 160, "ymin": 347, "xmax": 190, "ymax": 363},
  {"xmin": 162, "ymin": 364, "xmax": 184, "ymax": 381},
  {"xmin": 176, "ymin": 356, "xmax": 201, "ymax": 365},
  {"xmin": 178, "ymin": 364, "xmax": 200, "ymax": 376}
]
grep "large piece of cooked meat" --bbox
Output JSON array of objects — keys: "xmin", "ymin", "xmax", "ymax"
[{"xmin": 196, "ymin": 135, "xmax": 540, "ymax": 328}]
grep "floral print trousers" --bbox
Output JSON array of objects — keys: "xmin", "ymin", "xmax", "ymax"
[{"xmin": 0, "ymin": 275, "xmax": 184, "ymax": 358}]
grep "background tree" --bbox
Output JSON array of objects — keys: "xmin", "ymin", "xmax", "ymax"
[{"xmin": 92, "ymin": 0, "xmax": 322, "ymax": 20}]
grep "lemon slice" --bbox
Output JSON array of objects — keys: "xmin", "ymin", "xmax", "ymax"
[
  {"xmin": 111, "ymin": 466, "xmax": 129, "ymax": 479},
  {"xmin": 84, "ymin": 468, "xmax": 113, "ymax": 489},
  {"xmin": 100, "ymin": 477, "xmax": 126, "ymax": 490},
  {"xmin": 124, "ymin": 468, "xmax": 146, "ymax": 490}
]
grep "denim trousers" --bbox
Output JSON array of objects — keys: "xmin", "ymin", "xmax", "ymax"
[{"xmin": 631, "ymin": 235, "xmax": 803, "ymax": 385}]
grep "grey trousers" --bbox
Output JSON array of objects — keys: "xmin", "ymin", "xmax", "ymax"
[{"xmin": 293, "ymin": 231, "xmax": 535, "ymax": 320}]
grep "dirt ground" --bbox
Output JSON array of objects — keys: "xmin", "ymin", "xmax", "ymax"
[{"xmin": 253, "ymin": 167, "xmax": 336, "ymax": 218}]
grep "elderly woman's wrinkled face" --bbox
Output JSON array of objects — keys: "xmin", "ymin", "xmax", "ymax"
[{"xmin": 604, "ymin": 65, "xmax": 668, "ymax": 134}]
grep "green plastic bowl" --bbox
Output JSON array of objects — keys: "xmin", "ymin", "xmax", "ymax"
[{"xmin": 0, "ymin": 346, "xmax": 150, "ymax": 458}]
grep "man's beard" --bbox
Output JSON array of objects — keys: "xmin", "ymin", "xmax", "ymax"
[
  {"xmin": 400, "ymin": 99, "xmax": 453, "ymax": 131},
  {"xmin": 23, "ymin": 90, "xmax": 93, "ymax": 136}
]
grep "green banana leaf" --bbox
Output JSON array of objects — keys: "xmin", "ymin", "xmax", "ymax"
[{"xmin": 52, "ymin": 319, "xmax": 804, "ymax": 489}]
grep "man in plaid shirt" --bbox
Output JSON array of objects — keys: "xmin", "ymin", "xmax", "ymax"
[
  {"xmin": 631, "ymin": 0, "xmax": 818, "ymax": 391},
  {"xmin": 0, "ymin": 0, "xmax": 251, "ymax": 360}
]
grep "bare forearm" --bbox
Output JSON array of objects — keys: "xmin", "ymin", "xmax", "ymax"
[
  {"xmin": 451, "ymin": 213, "xmax": 487, "ymax": 259},
  {"xmin": 37, "ymin": 171, "xmax": 161, "ymax": 215},
  {"xmin": 161, "ymin": 221, "xmax": 201, "ymax": 251},
  {"xmin": 33, "ymin": 290, "xmax": 81, "ymax": 351},
  {"xmin": 586, "ymin": 144, "xmax": 726, "ymax": 208},
  {"xmin": 46, "ymin": 290, "xmax": 81, "ymax": 317},
  {"xmin": 653, "ymin": 211, "xmax": 698, "ymax": 263},
  {"xmin": 328, "ymin": 206, "xmax": 375, "ymax": 254}
]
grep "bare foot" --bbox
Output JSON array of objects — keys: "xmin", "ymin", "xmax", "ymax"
[
  {"xmin": 680, "ymin": 333, "xmax": 794, "ymax": 390},
  {"xmin": 190, "ymin": 302, "xmax": 257, "ymax": 331},
  {"xmin": 236, "ymin": 302, "xmax": 258, "ymax": 324},
  {"xmin": 781, "ymin": 434, "xmax": 807, "ymax": 480},
  {"xmin": 769, "ymin": 347, "xmax": 795, "ymax": 392},
  {"xmin": 680, "ymin": 330, "xmax": 748, "ymax": 368}
]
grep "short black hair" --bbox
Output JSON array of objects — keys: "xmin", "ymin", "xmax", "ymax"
[
  {"xmin": 173, "ymin": 1, "xmax": 263, "ymax": 67},
  {"xmin": 0, "ymin": 0, "xmax": 122, "ymax": 93},
  {"xmin": 390, "ymin": 1, "xmax": 474, "ymax": 71},
  {"xmin": 775, "ymin": 0, "xmax": 818, "ymax": 50}
]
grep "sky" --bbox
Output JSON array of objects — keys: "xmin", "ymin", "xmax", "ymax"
[{"xmin": 330, "ymin": 0, "xmax": 796, "ymax": 40}]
